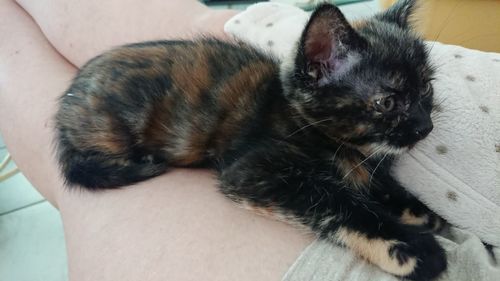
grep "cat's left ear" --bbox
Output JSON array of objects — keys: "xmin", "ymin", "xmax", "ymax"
[
  {"xmin": 376, "ymin": 0, "xmax": 419, "ymax": 29},
  {"xmin": 298, "ymin": 4, "xmax": 366, "ymax": 86}
]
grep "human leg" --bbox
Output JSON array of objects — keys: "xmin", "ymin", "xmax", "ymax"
[
  {"xmin": 16, "ymin": 0, "xmax": 239, "ymax": 67},
  {"xmin": 0, "ymin": 1, "xmax": 313, "ymax": 280}
]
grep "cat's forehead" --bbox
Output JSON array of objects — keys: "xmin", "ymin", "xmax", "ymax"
[
  {"xmin": 357, "ymin": 20, "xmax": 428, "ymax": 65},
  {"xmin": 352, "ymin": 21, "xmax": 433, "ymax": 87}
]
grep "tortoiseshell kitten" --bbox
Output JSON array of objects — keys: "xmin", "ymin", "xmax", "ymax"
[{"xmin": 55, "ymin": 1, "xmax": 446, "ymax": 280}]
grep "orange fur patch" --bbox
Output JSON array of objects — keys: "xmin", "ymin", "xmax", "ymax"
[
  {"xmin": 338, "ymin": 157, "xmax": 370, "ymax": 188},
  {"xmin": 337, "ymin": 228, "xmax": 417, "ymax": 276}
]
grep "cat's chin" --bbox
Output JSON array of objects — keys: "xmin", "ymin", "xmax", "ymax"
[{"xmin": 359, "ymin": 142, "xmax": 408, "ymax": 157}]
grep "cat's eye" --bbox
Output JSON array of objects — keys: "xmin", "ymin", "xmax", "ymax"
[
  {"xmin": 422, "ymin": 83, "xmax": 433, "ymax": 97},
  {"xmin": 375, "ymin": 96, "xmax": 395, "ymax": 112}
]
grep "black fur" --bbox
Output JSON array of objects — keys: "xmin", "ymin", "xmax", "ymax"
[{"xmin": 55, "ymin": 1, "xmax": 446, "ymax": 279}]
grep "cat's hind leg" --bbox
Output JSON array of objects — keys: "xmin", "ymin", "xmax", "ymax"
[{"xmin": 57, "ymin": 142, "xmax": 168, "ymax": 190}]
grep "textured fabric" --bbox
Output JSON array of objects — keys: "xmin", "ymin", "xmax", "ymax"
[
  {"xmin": 270, "ymin": 0, "xmax": 365, "ymax": 10},
  {"xmin": 282, "ymin": 227, "xmax": 500, "ymax": 281},
  {"xmin": 224, "ymin": 2, "xmax": 500, "ymax": 246},
  {"xmin": 393, "ymin": 42, "xmax": 500, "ymax": 246}
]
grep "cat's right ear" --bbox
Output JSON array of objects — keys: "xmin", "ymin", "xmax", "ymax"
[
  {"xmin": 297, "ymin": 4, "xmax": 366, "ymax": 87},
  {"xmin": 376, "ymin": 0, "xmax": 418, "ymax": 29}
]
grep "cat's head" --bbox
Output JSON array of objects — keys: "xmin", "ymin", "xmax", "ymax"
[{"xmin": 282, "ymin": 0, "xmax": 434, "ymax": 155}]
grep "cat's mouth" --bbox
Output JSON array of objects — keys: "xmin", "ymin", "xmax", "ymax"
[
  {"xmin": 330, "ymin": 132, "xmax": 423, "ymax": 157},
  {"xmin": 386, "ymin": 129, "xmax": 432, "ymax": 151},
  {"xmin": 358, "ymin": 142, "xmax": 408, "ymax": 157},
  {"xmin": 387, "ymin": 137, "xmax": 425, "ymax": 152},
  {"xmin": 407, "ymin": 143, "xmax": 417, "ymax": 150}
]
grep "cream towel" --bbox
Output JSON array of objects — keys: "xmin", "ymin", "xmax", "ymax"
[{"xmin": 224, "ymin": 2, "xmax": 500, "ymax": 247}]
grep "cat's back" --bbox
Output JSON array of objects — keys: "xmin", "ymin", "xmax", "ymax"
[
  {"xmin": 57, "ymin": 39, "xmax": 281, "ymax": 168},
  {"xmin": 72, "ymin": 39, "xmax": 277, "ymax": 94}
]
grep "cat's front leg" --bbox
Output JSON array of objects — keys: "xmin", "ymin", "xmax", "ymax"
[
  {"xmin": 218, "ymin": 143, "xmax": 447, "ymax": 280},
  {"xmin": 371, "ymin": 173, "xmax": 446, "ymax": 232}
]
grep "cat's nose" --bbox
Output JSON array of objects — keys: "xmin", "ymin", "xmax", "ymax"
[{"xmin": 413, "ymin": 123, "xmax": 433, "ymax": 140}]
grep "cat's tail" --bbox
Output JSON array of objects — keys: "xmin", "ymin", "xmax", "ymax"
[{"xmin": 57, "ymin": 146, "xmax": 168, "ymax": 190}]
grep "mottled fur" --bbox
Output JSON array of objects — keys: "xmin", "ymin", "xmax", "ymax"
[{"xmin": 55, "ymin": 1, "xmax": 446, "ymax": 280}]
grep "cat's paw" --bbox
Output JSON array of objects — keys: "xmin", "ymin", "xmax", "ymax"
[
  {"xmin": 336, "ymin": 228, "xmax": 446, "ymax": 280},
  {"xmin": 390, "ymin": 233, "xmax": 447, "ymax": 281},
  {"xmin": 400, "ymin": 205, "xmax": 446, "ymax": 232}
]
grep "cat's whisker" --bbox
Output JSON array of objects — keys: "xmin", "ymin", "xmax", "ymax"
[
  {"xmin": 431, "ymin": 126, "xmax": 455, "ymax": 134},
  {"xmin": 331, "ymin": 142, "xmax": 345, "ymax": 163},
  {"xmin": 454, "ymin": 33, "xmax": 498, "ymax": 46},
  {"xmin": 428, "ymin": 0, "xmax": 461, "ymax": 54},
  {"xmin": 342, "ymin": 145, "xmax": 384, "ymax": 180},
  {"xmin": 432, "ymin": 100, "xmax": 447, "ymax": 111},
  {"xmin": 429, "ymin": 61, "xmax": 445, "ymax": 73},
  {"xmin": 286, "ymin": 118, "xmax": 333, "ymax": 138},
  {"xmin": 362, "ymin": 3, "xmax": 375, "ymax": 14},
  {"xmin": 369, "ymin": 152, "xmax": 389, "ymax": 187},
  {"xmin": 329, "ymin": 142, "xmax": 346, "ymax": 171}
]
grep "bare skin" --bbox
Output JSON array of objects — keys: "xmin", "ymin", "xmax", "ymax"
[
  {"xmin": 16, "ymin": 0, "xmax": 238, "ymax": 67},
  {"xmin": 0, "ymin": 1, "xmax": 313, "ymax": 280}
]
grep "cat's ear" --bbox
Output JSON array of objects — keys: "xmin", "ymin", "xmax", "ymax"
[
  {"xmin": 376, "ymin": 0, "xmax": 418, "ymax": 29},
  {"xmin": 298, "ymin": 4, "xmax": 365, "ymax": 86}
]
